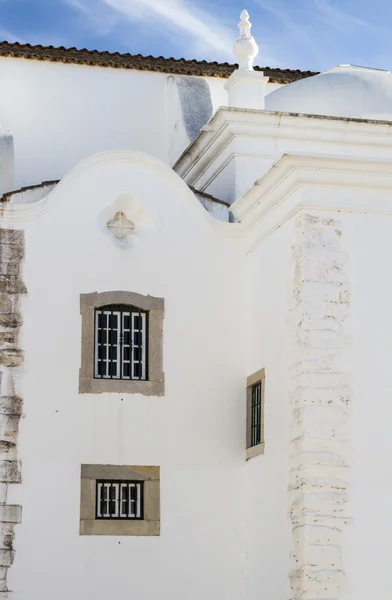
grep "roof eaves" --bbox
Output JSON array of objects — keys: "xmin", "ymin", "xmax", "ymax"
[{"xmin": 0, "ymin": 41, "xmax": 319, "ymax": 84}]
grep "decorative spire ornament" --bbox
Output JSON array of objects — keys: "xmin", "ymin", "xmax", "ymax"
[
  {"xmin": 233, "ymin": 9, "xmax": 259, "ymax": 71},
  {"xmin": 224, "ymin": 10, "xmax": 269, "ymax": 110}
]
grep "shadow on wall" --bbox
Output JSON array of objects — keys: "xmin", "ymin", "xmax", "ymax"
[{"xmin": 166, "ymin": 76, "xmax": 213, "ymax": 165}]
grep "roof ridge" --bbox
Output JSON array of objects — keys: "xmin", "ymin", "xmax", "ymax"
[{"xmin": 0, "ymin": 40, "xmax": 319, "ymax": 83}]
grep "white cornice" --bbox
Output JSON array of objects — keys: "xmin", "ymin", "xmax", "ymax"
[
  {"xmin": 173, "ymin": 107, "xmax": 392, "ymax": 187},
  {"xmin": 231, "ymin": 153, "xmax": 392, "ymax": 250}
]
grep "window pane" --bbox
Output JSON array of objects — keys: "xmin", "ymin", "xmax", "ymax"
[
  {"xmin": 134, "ymin": 315, "xmax": 143, "ymax": 330},
  {"xmin": 124, "ymin": 315, "xmax": 130, "ymax": 330},
  {"xmin": 109, "ymin": 361, "xmax": 118, "ymax": 377},
  {"xmin": 109, "ymin": 314, "xmax": 118, "ymax": 329},
  {"xmin": 123, "ymin": 331, "xmax": 130, "ymax": 346},
  {"xmin": 134, "ymin": 331, "xmax": 142, "ymax": 347},
  {"xmin": 123, "ymin": 362, "xmax": 130, "ymax": 378},
  {"xmin": 98, "ymin": 313, "xmax": 107, "ymax": 328},
  {"xmin": 98, "ymin": 330, "xmax": 107, "ymax": 344},
  {"xmin": 134, "ymin": 362, "xmax": 142, "ymax": 379}
]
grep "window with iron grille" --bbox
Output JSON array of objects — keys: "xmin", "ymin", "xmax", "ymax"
[
  {"xmin": 94, "ymin": 305, "xmax": 148, "ymax": 381},
  {"xmin": 246, "ymin": 368, "xmax": 265, "ymax": 459},
  {"xmin": 250, "ymin": 381, "xmax": 262, "ymax": 447},
  {"xmin": 96, "ymin": 480, "xmax": 144, "ymax": 520}
]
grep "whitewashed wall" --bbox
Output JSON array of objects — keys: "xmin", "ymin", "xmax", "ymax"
[
  {"xmin": 245, "ymin": 219, "xmax": 293, "ymax": 600},
  {"xmin": 6, "ymin": 151, "xmax": 247, "ymax": 600},
  {"xmin": 337, "ymin": 208, "xmax": 392, "ymax": 600},
  {"xmin": 0, "ymin": 57, "xmax": 281, "ymax": 192}
]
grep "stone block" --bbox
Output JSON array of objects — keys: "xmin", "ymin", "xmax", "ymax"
[
  {"xmin": 0, "ymin": 444, "xmax": 16, "ymax": 462},
  {"xmin": 0, "ymin": 245, "xmax": 23, "ymax": 262},
  {"xmin": 0, "ymin": 278, "xmax": 26, "ymax": 296},
  {"xmin": 0, "ymin": 398, "xmax": 22, "ymax": 417},
  {"xmin": 0, "ymin": 316, "xmax": 22, "ymax": 329},
  {"xmin": 0, "ymin": 506, "xmax": 21, "ymax": 524},
  {"xmin": 0, "ymin": 231, "xmax": 24, "ymax": 246},
  {"xmin": 0, "ymin": 350, "xmax": 23, "ymax": 369},
  {"xmin": 0, "ymin": 526, "xmax": 14, "ymax": 550},
  {"xmin": 0, "ymin": 550, "xmax": 12, "ymax": 568},
  {"xmin": 0, "ymin": 335, "xmax": 15, "ymax": 347},
  {"xmin": 0, "ymin": 263, "xmax": 20, "ymax": 277},
  {"xmin": 0, "ymin": 461, "xmax": 21, "ymax": 484}
]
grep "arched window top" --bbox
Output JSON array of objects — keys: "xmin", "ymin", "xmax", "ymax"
[{"xmin": 97, "ymin": 303, "xmax": 146, "ymax": 312}]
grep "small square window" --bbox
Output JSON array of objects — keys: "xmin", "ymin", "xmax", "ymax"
[
  {"xmin": 80, "ymin": 465, "xmax": 160, "ymax": 536},
  {"xmin": 246, "ymin": 369, "xmax": 265, "ymax": 460}
]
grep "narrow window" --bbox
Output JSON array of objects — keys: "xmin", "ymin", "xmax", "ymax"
[
  {"xmin": 94, "ymin": 305, "xmax": 148, "ymax": 381},
  {"xmin": 251, "ymin": 381, "xmax": 262, "ymax": 447},
  {"xmin": 96, "ymin": 480, "xmax": 144, "ymax": 520},
  {"xmin": 246, "ymin": 369, "xmax": 265, "ymax": 459}
]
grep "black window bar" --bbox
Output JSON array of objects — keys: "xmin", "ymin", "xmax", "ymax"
[
  {"xmin": 251, "ymin": 381, "xmax": 262, "ymax": 447},
  {"xmin": 95, "ymin": 480, "xmax": 144, "ymax": 520},
  {"xmin": 94, "ymin": 304, "xmax": 148, "ymax": 381}
]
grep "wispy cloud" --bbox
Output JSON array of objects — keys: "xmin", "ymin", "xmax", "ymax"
[
  {"xmin": 64, "ymin": 0, "xmax": 236, "ymax": 59},
  {"xmin": 312, "ymin": 0, "xmax": 370, "ymax": 29},
  {"xmin": 255, "ymin": 1, "xmax": 315, "ymax": 52},
  {"xmin": 252, "ymin": 0, "xmax": 327, "ymax": 67}
]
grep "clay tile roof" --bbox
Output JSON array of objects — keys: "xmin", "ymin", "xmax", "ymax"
[{"xmin": 0, "ymin": 41, "xmax": 318, "ymax": 84}]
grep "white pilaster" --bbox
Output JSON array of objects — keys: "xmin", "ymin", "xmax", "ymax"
[{"xmin": 289, "ymin": 212, "xmax": 351, "ymax": 600}]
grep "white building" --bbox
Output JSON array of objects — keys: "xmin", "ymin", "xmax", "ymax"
[{"xmin": 0, "ymin": 9, "xmax": 391, "ymax": 600}]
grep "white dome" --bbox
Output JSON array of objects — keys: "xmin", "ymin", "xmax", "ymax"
[{"xmin": 265, "ymin": 65, "xmax": 392, "ymax": 121}]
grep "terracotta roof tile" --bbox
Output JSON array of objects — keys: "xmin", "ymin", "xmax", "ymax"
[{"xmin": 0, "ymin": 41, "xmax": 318, "ymax": 83}]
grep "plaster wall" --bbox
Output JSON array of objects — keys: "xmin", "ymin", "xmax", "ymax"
[
  {"xmin": 331, "ymin": 205, "xmax": 392, "ymax": 600},
  {"xmin": 5, "ymin": 152, "xmax": 247, "ymax": 600},
  {"xmin": 257, "ymin": 181, "xmax": 392, "ymax": 600},
  {"xmin": 244, "ymin": 219, "xmax": 293, "ymax": 600},
  {"xmin": 0, "ymin": 57, "xmax": 282, "ymax": 191}
]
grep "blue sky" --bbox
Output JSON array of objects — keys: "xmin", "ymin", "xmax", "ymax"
[{"xmin": 0, "ymin": 0, "xmax": 391, "ymax": 72}]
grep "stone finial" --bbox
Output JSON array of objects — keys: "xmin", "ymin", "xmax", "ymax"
[{"xmin": 233, "ymin": 9, "xmax": 259, "ymax": 71}]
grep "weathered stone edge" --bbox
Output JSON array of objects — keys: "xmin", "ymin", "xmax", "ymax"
[{"xmin": 0, "ymin": 228, "xmax": 26, "ymax": 593}]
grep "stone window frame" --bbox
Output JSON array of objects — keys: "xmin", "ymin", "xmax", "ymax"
[
  {"xmin": 79, "ymin": 291, "xmax": 164, "ymax": 396},
  {"xmin": 246, "ymin": 368, "xmax": 265, "ymax": 460},
  {"xmin": 80, "ymin": 464, "xmax": 160, "ymax": 536}
]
